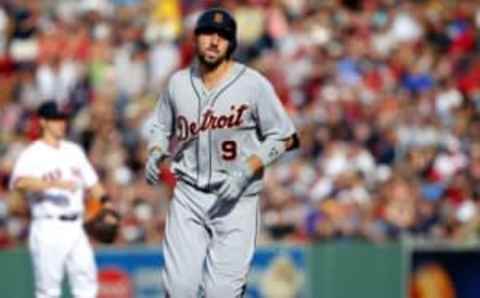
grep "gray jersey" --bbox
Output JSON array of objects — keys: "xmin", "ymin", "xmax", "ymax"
[{"xmin": 149, "ymin": 62, "xmax": 296, "ymax": 195}]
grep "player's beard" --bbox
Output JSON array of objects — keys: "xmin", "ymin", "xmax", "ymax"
[{"xmin": 197, "ymin": 47, "xmax": 229, "ymax": 70}]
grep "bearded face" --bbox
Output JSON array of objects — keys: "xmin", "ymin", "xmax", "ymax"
[{"xmin": 196, "ymin": 30, "xmax": 230, "ymax": 69}]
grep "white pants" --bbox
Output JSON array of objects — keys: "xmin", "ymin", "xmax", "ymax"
[
  {"xmin": 28, "ymin": 218, "xmax": 97, "ymax": 298},
  {"xmin": 162, "ymin": 182, "xmax": 259, "ymax": 298}
]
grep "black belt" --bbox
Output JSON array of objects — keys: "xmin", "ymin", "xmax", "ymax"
[
  {"xmin": 178, "ymin": 178, "xmax": 220, "ymax": 193},
  {"xmin": 58, "ymin": 214, "xmax": 80, "ymax": 221},
  {"xmin": 38, "ymin": 213, "xmax": 80, "ymax": 221}
]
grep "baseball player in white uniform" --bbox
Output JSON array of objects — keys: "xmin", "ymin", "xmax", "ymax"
[
  {"xmin": 10, "ymin": 101, "xmax": 108, "ymax": 298},
  {"xmin": 145, "ymin": 8, "xmax": 299, "ymax": 297}
]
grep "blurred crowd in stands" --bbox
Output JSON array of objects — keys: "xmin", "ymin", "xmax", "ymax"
[{"xmin": 1, "ymin": 0, "xmax": 480, "ymax": 248}]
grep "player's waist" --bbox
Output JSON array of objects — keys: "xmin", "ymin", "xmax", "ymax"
[
  {"xmin": 176, "ymin": 175, "xmax": 263, "ymax": 197},
  {"xmin": 173, "ymin": 168, "xmax": 231, "ymax": 192},
  {"xmin": 176, "ymin": 176, "xmax": 219, "ymax": 193},
  {"xmin": 173, "ymin": 165, "xmax": 264, "ymax": 194},
  {"xmin": 32, "ymin": 212, "xmax": 82, "ymax": 222}
]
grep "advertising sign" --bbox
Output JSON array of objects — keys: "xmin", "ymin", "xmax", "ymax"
[
  {"xmin": 247, "ymin": 246, "xmax": 307, "ymax": 298},
  {"xmin": 411, "ymin": 249, "xmax": 480, "ymax": 298},
  {"xmin": 95, "ymin": 245, "xmax": 307, "ymax": 298},
  {"xmin": 96, "ymin": 247, "xmax": 165, "ymax": 298}
]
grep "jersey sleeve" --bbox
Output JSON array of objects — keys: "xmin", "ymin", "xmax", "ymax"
[
  {"xmin": 9, "ymin": 150, "xmax": 37, "ymax": 190},
  {"xmin": 254, "ymin": 76, "xmax": 296, "ymax": 141},
  {"xmin": 147, "ymin": 87, "xmax": 175, "ymax": 153}
]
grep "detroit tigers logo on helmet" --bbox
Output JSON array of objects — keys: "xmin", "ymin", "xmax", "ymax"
[{"xmin": 214, "ymin": 12, "xmax": 223, "ymax": 23}]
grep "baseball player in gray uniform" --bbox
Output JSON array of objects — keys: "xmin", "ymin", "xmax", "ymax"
[{"xmin": 145, "ymin": 8, "xmax": 299, "ymax": 297}]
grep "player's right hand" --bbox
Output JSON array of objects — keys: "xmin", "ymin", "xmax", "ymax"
[{"xmin": 145, "ymin": 149, "xmax": 168, "ymax": 185}]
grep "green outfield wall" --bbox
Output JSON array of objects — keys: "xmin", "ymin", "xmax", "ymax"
[
  {"xmin": 308, "ymin": 242, "xmax": 406, "ymax": 298},
  {"xmin": 0, "ymin": 248, "xmax": 35, "ymax": 298}
]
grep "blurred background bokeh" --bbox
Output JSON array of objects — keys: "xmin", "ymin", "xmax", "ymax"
[{"xmin": 1, "ymin": 0, "xmax": 480, "ymax": 297}]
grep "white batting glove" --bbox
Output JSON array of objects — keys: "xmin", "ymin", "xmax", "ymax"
[
  {"xmin": 145, "ymin": 149, "xmax": 169, "ymax": 185},
  {"xmin": 208, "ymin": 164, "xmax": 254, "ymax": 219}
]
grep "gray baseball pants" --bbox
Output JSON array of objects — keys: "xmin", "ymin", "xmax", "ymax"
[{"xmin": 161, "ymin": 181, "xmax": 259, "ymax": 297}]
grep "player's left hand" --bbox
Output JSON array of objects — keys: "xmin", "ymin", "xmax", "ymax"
[{"xmin": 208, "ymin": 164, "xmax": 254, "ymax": 219}]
